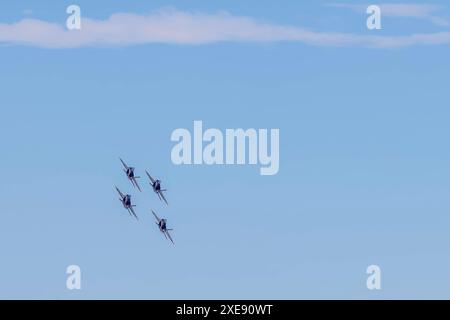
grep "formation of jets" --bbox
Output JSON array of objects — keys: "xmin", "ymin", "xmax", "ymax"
[{"xmin": 115, "ymin": 158, "xmax": 174, "ymax": 245}]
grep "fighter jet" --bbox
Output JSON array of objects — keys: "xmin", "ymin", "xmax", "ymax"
[
  {"xmin": 146, "ymin": 171, "xmax": 168, "ymax": 205},
  {"xmin": 151, "ymin": 210, "xmax": 174, "ymax": 244},
  {"xmin": 120, "ymin": 158, "xmax": 142, "ymax": 192},
  {"xmin": 115, "ymin": 186, "xmax": 138, "ymax": 220}
]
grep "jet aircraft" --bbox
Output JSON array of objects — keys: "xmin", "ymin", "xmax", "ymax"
[
  {"xmin": 120, "ymin": 158, "xmax": 142, "ymax": 192},
  {"xmin": 151, "ymin": 209, "xmax": 174, "ymax": 244},
  {"xmin": 115, "ymin": 186, "xmax": 138, "ymax": 220},
  {"xmin": 146, "ymin": 171, "xmax": 168, "ymax": 205}
]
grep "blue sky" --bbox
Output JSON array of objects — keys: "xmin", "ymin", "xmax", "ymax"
[{"xmin": 0, "ymin": 1, "xmax": 450, "ymax": 299}]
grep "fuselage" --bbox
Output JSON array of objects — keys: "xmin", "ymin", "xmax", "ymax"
[
  {"xmin": 126, "ymin": 168, "xmax": 135, "ymax": 178},
  {"xmin": 158, "ymin": 219, "xmax": 167, "ymax": 231},
  {"xmin": 153, "ymin": 180, "xmax": 161, "ymax": 192},
  {"xmin": 123, "ymin": 195, "xmax": 131, "ymax": 208}
]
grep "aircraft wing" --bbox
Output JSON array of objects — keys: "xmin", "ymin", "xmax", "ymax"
[
  {"xmin": 151, "ymin": 210, "xmax": 161, "ymax": 222},
  {"xmin": 146, "ymin": 171, "xmax": 155, "ymax": 184},
  {"xmin": 119, "ymin": 158, "xmax": 129, "ymax": 170},
  {"xmin": 159, "ymin": 191, "xmax": 168, "ymax": 205},
  {"xmin": 129, "ymin": 206, "xmax": 139, "ymax": 220},
  {"xmin": 115, "ymin": 186, "xmax": 125, "ymax": 199},
  {"xmin": 165, "ymin": 230, "xmax": 175, "ymax": 244},
  {"xmin": 132, "ymin": 178, "xmax": 142, "ymax": 192}
]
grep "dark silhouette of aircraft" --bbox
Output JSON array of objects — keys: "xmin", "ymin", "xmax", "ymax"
[
  {"xmin": 120, "ymin": 158, "xmax": 142, "ymax": 192},
  {"xmin": 151, "ymin": 210, "xmax": 174, "ymax": 244},
  {"xmin": 115, "ymin": 186, "xmax": 138, "ymax": 220},
  {"xmin": 146, "ymin": 171, "xmax": 168, "ymax": 205}
]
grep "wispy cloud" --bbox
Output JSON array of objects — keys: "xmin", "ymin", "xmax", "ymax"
[
  {"xmin": 22, "ymin": 9, "xmax": 33, "ymax": 16},
  {"xmin": 0, "ymin": 8, "xmax": 450, "ymax": 48},
  {"xmin": 328, "ymin": 3, "xmax": 449, "ymax": 27}
]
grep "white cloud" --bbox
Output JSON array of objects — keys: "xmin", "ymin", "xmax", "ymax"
[
  {"xmin": 328, "ymin": 3, "xmax": 449, "ymax": 27},
  {"xmin": 0, "ymin": 8, "xmax": 449, "ymax": 48}
]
